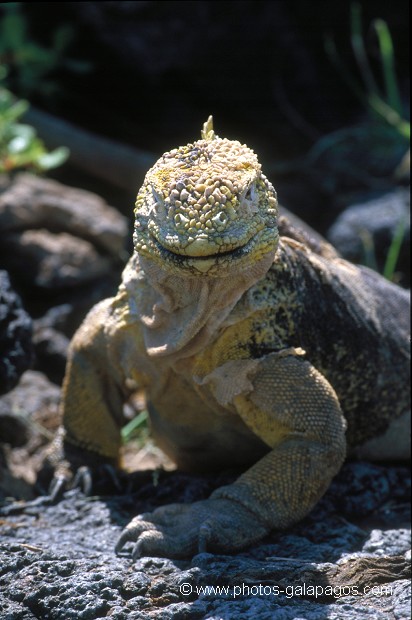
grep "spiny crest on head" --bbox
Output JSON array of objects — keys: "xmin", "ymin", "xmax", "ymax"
[{"xmin": 201, "ymin": 116, "xmax": 218, "ymax": 141}]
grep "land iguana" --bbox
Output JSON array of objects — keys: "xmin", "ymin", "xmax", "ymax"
[{"xmin": 48, "ymin": 117, "xmax": 410, "ymax": 559}]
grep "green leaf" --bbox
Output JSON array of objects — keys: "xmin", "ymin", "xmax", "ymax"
[
  {"xmin": 373, "ymin": 19, "xmax": 403, "ymax": 116},
  {"xmin": 36, "ymin": 146, "xmax": 69, "ymax": 170},
  {"xmin": 0, "ymin": 96, "xmax": 29, "ymax": 122},
  {"xmin": 121, "ymin": 410, "xmax": 149, "ymax": 442},
  {"xmin": 383, "ymin": 218, "xmax": 407, "ymax": 281},
  {"xmin": 0, "ymin": 86, "xmax": 68, "ymax": 173},
  {"xmin": 350, "ymin": 3, "xmax": 380, "ymax": 99},
  {"xmin": 8, "ymin": 123, "xmax": 35, "ymax": 152}
]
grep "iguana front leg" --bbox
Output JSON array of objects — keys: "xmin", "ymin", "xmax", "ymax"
[
  {"xmin": 43, "ymin": 298, "xmax": 137, "ymax": 487},
  {"xmin": 116, "ymin": 352, "xmax": 347, "ymax": 558}
]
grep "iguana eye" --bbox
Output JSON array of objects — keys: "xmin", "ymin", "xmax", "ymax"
[
  {"xmin": 151, "ymin": 187, "xmax": 164, "ymax": 203},
  {"xmin": 238, "ymin": 182, "xmax": 259, "ymax": 215},
  {"xmin": 244, "ymin": 183, "xmax": 256, "ymax": 203}
]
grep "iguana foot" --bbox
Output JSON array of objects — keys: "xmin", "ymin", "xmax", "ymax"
[
  {"xmin": 0, "ymin": 464, "xmax": 123, "ymax": 516},
  {"xmin": 115, "ymin": 497, "xmax": 269, "ymax": 559},
  {"xmin": 0, "ymin": 474, "xmax": 73, "ymax": 515}
]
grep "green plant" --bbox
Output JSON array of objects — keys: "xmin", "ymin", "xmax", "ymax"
[
  {"xmin": 0, "ymin": 3, "xmax": 91, "ymax": 99},
  {"xmin": 359, "ymin": 216, "xmax": 407, "ymax": 284},
  {"xmin": 121, "ymin": 409, "xmax": 149, "ymax": 445},
  {"xmin": 382, "ymin": 217, "xmax": 407, "ymax": 281},
  {"xmin": 308, "ymin": 4, "xmax": 409, "ymax": 187},
  {"xmin": 322, "ymin": 5, "xmax": 409, "ymax": 283},
  {"xmin": 325, "ymin": 3, "xmax": 409, "ymax": 139},
  {"xmin": 0, "ymin": 86, "xmax": 68, "ymax": 172}
]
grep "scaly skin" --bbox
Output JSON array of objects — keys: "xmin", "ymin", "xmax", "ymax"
[
  {"xmin": 133, "ymin": 117, "xmax": 278, "ymax": 275},
  {"xmin": 56, "ymin": 117, "xmax": 410, "ymax": 559}
]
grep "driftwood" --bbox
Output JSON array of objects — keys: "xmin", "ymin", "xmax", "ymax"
[{"xmin": 25, "ymin": 107, "xmax": 156, "ymax": 192}]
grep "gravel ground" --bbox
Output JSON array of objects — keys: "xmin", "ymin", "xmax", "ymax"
[{"xmin": 0, "ymin": 462, "xmax": 410, "ymax": 620}]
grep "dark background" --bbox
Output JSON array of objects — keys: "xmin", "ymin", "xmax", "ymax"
[
  {"xmin": 19, "ymin": 2, "xmax": 409, "ymax": 146},
  {"xmin": 1, "ymin": 1, "xmax": 410, "ymax": 226}
]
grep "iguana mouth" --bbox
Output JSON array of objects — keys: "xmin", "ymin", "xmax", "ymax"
[{"xmin": 152, "ymin": 236, "xmax": 251, "ymax": 263}]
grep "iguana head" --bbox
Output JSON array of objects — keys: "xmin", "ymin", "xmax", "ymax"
[{"xmin": 134, "ymin": 117, "xmax": 278, "ymax": 277}]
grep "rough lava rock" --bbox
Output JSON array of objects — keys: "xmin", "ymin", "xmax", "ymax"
[
  {"xmin": 0, "ymin": 173, "xmax": 129, "ymax": 382},
  {"xmin": 0, "ymin": 270, "xmax": 33, "ymax": 396},
  {"xmin": 0, "ymin": 370, "xmax": 61, "ymax": 500},
  {"xmin": 2, "ymin": 229, "xmax": 115, "ymax": 289},
  {"xmin": 0, "ymin": 462, "xmax": 410, "ymax": 619},
  {"xmin": 0, "ymin": 173, "xmax": 128, "ymax": 290},
  {"xmin": 0, "ymin": 173, "xmax": 128, "ymax": 256},
  {"xmin": 0, "ymin": 173, "xmax": 410, "ymax": 618}
]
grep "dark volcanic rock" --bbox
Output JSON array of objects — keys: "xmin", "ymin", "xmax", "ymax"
[
  {"xmin": 0, "ymin": 409, "xmax": 29, "ymax": 448},
  {"xmin": 0, "ymin": 173, "xmax": 129, "ymax": 380},
  {"xmin": 0, "ymin": 463, "xmax": 410, "ymax": 619},
  {"xmin": 1, "ymin": 229, "xmax": 114, "ymax": 290},
  {"xmin": 0, "ymin": 370, "xmax": 61, "ymax": 501},
  {"xmin": 0, "ymin": 271, "xmax": 33, "ymax": 396},
  {"xmin": 32, "ymin": 326, "xmax": 69, "ymax": 385},
  {"xmin": 0, "ymin": 173, "xmax": 128, "ymax": 290},
  {"xmin": 0, "ymin": 173, "xmax": 128, "ymax": 257}
]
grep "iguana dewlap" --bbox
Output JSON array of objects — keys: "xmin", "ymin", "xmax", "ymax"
[{"xmin": 57, "ymin": 117, "xmax": 410, "ymax": 559}]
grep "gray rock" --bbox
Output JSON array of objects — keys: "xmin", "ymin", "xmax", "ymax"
[
  {"xmin": 0, "ymin": 409, "xmax": 29, "ymax": 447},
  {"xmin": 362, "ymin": 529, "xmax": 411, "ymax": 557},
  {"xmin": 0, "ymin": 461, "xmax": 410, "ymax": 619},
  {"xmin": 0, "ymin": 370, "xmax": 61, "ymax": 500},
  {"xmin": 0, "ymin": 173, "xmax": 128, "ymax": 257},
  {"xmin": 0, "ymin": 173, "xmax": 129, "ymax": 378},
  {"xmin": 0, "ymin": 370, "xmax": 60, "ymax": 427},
  {"xmin": 327, "ymin": 189, "xmax": 410, "ymax": 284},
  {"xmin": 2, "ymin": 229, "xmax": 114, "ymax": 289},
  {"xmin": 0, "ymin": 171, "xmax": 128, "ymax": 295},
  {"xmin": 31, "ymin": 326, "xmax": 69, "ymax": 385}
]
